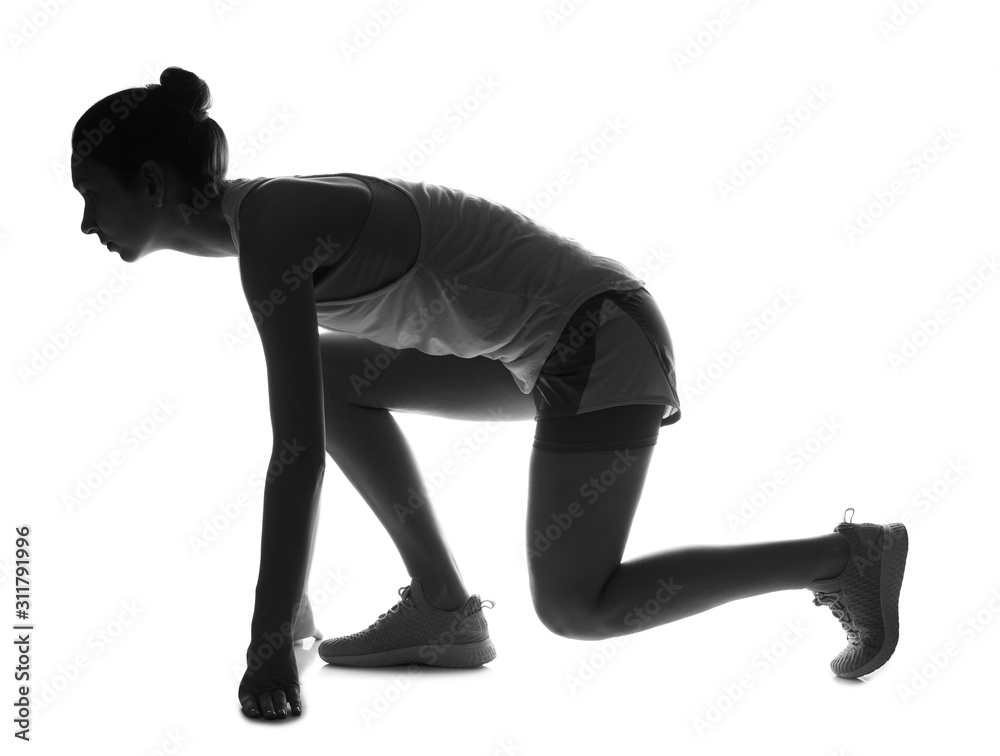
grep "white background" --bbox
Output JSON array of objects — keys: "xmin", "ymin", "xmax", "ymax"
[{"xmin": 3, "ymin": 0, "xmax": 999, "ymax": 753}]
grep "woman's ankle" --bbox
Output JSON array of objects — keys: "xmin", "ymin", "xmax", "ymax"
[
  {"xmin": 813, "ymin": 532, "xmax": 851, "ymax": 582},
  {"xmin": 419, "ymin": 580, "xmax": 470, "ymax": 612}
]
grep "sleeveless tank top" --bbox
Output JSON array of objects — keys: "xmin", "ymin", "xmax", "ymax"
[{"xmin": 222, "ymin": 172, "xmax": 646, "ymax": 395}]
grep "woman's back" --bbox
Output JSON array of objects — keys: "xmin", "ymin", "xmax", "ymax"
[{"xmin": 222, "ymin": 171, "xmax": 645, "ymax": 395}]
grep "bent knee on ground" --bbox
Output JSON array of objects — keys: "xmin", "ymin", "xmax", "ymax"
[{"xmin": 529, "ymin": 582, "xmax": 612, "ymax": 641}]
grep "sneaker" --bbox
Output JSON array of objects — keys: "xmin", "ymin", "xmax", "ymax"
[
  {"xmin": 808, "ymin": 507, "xmax": 908, "ymax": 678},
  {"xmin": 318, "ymin": 578, "xmax": 497, "ymax": 668}
]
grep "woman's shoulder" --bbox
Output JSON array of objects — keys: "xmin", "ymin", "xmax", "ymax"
[
  {"xmin": 241, "ymin": 175, "xmax": 370, "ymax": 231},
  {"xmin": 249, "ymin": 174, "xmax": 371, "ymax": 209},
  {"xmin": 235, "ymin": 175, "xmax": 372, "ymax": 263}
]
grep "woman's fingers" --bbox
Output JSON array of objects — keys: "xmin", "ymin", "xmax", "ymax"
[
  {"xmin": 239, "ymin": 692, "xmax": 261, "ymax": 718},
  {"xmin": 287, "ymin": 687, "xmax": 303, "ymax": 716},
  {"xmin": 270, "ymin": 690, "xmax": 288, "ymax": 719},
  {"xmin": 257, "ymin": 691, "xmax": 277, "ymax": 719},
  {"xmin": 239, "ymin": 688, "xmax": 297, "ymax": 720}
]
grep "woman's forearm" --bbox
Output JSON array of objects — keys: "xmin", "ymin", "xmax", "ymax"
[{"xmin": 249, "ymin": 450, "xmax": 326, "ymax": 637}]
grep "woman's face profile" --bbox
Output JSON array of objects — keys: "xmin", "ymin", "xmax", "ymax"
[{"xmin": 73, "ymin": 159, "xmax": 157, "ymax": 263}]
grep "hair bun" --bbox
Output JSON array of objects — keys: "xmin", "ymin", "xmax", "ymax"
[{"xmin": 158, "ymin": 66, "xmax": 212, "ymax": 123}]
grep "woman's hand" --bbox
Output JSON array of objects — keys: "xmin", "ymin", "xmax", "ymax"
[{"xmin": 238, "ymin": 648, "xmax": 302, "ymax": 720}]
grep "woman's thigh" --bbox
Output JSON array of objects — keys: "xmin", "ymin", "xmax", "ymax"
[
  {"xmin": 525, "ymin": 430, "xmax": 659, "ymax": 636},
  {"xmin": 319, "ymin": 331, "xmax": 537, "ymax": 423}
]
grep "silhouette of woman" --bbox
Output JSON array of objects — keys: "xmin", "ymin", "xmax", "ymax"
[{"xmin": 70, "ymin": 67, "xmax": 908, "ymax": 721}]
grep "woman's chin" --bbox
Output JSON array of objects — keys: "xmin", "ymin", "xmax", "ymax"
[{"xmin": 112, "ymin": 244, "xmax": 139, "ymax": 261}]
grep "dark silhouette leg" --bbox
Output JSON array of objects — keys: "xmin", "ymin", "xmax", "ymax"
[{"xmin": 525, "ymin": 414, "xmax": 850, "ymax": 640}]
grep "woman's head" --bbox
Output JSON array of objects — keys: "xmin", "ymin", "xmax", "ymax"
[{"xmin": 71, "ymin": 67, "xmax": 234, "ymax": 261}]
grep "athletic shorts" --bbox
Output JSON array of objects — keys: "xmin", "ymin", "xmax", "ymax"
[{"xmin": 530, "ymin": 286, "xmax": 682, "ymax": 452}]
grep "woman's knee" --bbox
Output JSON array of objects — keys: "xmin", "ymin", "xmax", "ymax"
[{"xmin": 529, "ymin": 578, "xmax": 608, "ymax": 640}]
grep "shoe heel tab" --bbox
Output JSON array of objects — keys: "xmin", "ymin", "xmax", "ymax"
[{"xmin": 468, "ymin": 595, "xmax": 496, "ymax": 611}]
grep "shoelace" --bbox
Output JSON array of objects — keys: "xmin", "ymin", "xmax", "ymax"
[
  {"xmin": 369, "ymin": 586, "xmax": 417, "ymax": 630},
  {"xmin": 812, "ymin": 590, "xmax": 861, "ymax": 643},
  {"xmin": 366, "ymin": 588, "xmax": 496, "ymax": 631}
]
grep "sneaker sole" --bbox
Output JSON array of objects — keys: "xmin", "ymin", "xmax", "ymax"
[
  {"xmin": 837, "ymin": 523, "xmax": 908, "ymax": 678},
  {"xmin": 319, "ymin": 638, "xmax": 496, "ymax": 668}
]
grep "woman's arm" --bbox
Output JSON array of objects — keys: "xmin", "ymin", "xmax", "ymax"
[
  {"xmin": 240, "ymin": 458, "xmax": 324, "ymax": 719},
  {"xmin": 234, "ymin": 184, "xmax": 329, "ymax": 719}
]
